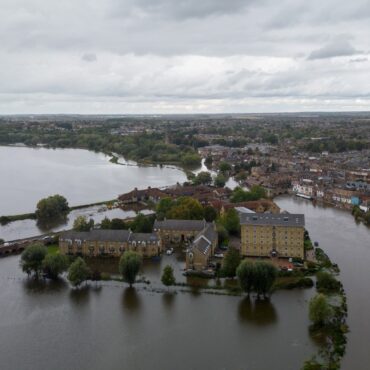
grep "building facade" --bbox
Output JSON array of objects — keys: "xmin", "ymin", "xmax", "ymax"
[
  {"xmin": 59, "ymin": 229, "xmax": 162, "ymax": 258},
  {"xmin": 153, "ymin": 219, "xmax": 209, "ymax": 246},
  {"xmin": 240, "ymin": 213, "xmax": 305, "ymax": 259},
  {"xmin": 185, "ymin": 222, "xmax": 218, "ymax": 271}
]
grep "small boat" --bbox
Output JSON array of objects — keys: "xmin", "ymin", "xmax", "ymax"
[{"xmin": 314, "ymin": 241, "xmax": 319, "ymax": 247}]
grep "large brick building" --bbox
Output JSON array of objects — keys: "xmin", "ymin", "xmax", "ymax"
[
  {"xmin": 59, "ymin": 229, "xmax": 161, "ymax": 258},
  {"xmin": 240, "ymin": 213, "xmax": 305, "ymax": 259}
]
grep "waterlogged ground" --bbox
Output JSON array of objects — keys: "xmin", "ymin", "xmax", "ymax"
[{"xmin": 0, "ymin": 254, "xmax": 317, "ymax": 370}]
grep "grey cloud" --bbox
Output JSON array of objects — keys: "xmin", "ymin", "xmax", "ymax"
[
  {"xmin": 82, "ymin": 53, "xmax": 97, "ymax": 62},
  {"xmin": 115, "ymin": 0, "xmax": 253, "ymax": 20},
  {"xmin": 308, "ymin": 39, "xmax": 359, "ymax": 60}
]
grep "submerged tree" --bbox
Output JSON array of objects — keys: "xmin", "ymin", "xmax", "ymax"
[
  {"xmin": 119, "ymin": 251, "xmax": 142, "ymax": 288},
  {"xmin": 42, "ymin": 254, "xmax": 69, "ymax": 280},
  {"xmin": 161, "ymin": 265, "xmax": 176, "ymax": 289},
  {"xmin": 36, "ymin": 194, "xmax": 69, "ymax": 221},
  {"xmin": 237, "ymin": 260, "xmax": 256, "ymax": 295},
  {"xmin": 253, "ymin": 262, "xmax": 277, "ymax": 298},
  {"xmin": 309, "ymin": 293, "xmax": 333, "ymax": 327},
  {"xmin": 20, "ymin": 243, "xmax": 47, "ymax": 278},
  {"xmin": 68, "ymin": 257, "xmax": 90, "ymax": 288},
  {"xmin": 236, "ymin": 260, "xmax": 277, "ymax": 298}
]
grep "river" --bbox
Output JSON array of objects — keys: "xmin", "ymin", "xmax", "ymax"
[{"xmin": 275, "ymin": 195, "xmax": 370, "ymax": 370}]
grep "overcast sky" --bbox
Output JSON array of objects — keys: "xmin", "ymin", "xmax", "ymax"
[{"xmin": 1, "ymin": 0, "xmax": 370, "ymax": 114}]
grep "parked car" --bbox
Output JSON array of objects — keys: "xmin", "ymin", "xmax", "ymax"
[{"xmin": 166, "ymin": 248, "xmax": 174, "ymax": 255}]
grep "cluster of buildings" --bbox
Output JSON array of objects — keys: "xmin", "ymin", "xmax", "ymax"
[
  {"xmin": 60, "ymin": 219, "xmax": 218, "ymax": 271},
  {"xmin": 60, "ymin": 210, "xmax": 306, "ymax": 271}
]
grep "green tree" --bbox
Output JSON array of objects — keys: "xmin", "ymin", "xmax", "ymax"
[
  {"xmin": 237, "ymin": 260, "xmax": 256, "ymax": 295},
  {"xmin": 220, "ymin": 208, "xmax": 240, "ymax": 235},
  {"xmin": 131, "ymin": 213, "xmax": 154, "ymax": 233},
  {"xmin": 204, "ymin": 206, "xmax": 217, "ymax": 222},
  {"xmin": 219, "ymin": 161, "xmax": 232, "ymax": 173},
  {"xmin": 156, "ymin": 197, "xmax": 174, "ymax": 220},
  {"xmin": 73, "ymin": 215, "xmax": 94, "ymax": 231},
  {"xmin": 214, "ymin": 173, "xmax": 227, "ymax": 187},
  {"xmin": 101, "ymin": 217, "xmax": 112, "ymax": 229},
  {"xmin": 42, "ymin": 254, "xmax": 69, "ymax": 280},
  {"xmin": 35, "ymin": 194, "xmax": 69, "ymax": 221},
  {"xmin": 119, "ymin": 251, "xmax": 142, "ymax": 287},
  {"xmin": 181, "ymin": 153, "xmax": 201, "ymax": 167},
  {"xmin": 253, "ymin": 262, "xmax": 277, "ymax": 297},
  {"xmin": 204, "ymin": 156, "xmax": 213, "ymax": 168},
  {"xmin": 222, "ymin": 247, "xmax": 241, "ymax": 277},
  {"xmin": 309, "ymin": 293, "xmax": 333, "ymax": 327},
  {"xmin": 194, "ymin": 171, "xmax": 212, "ymax": 185},
  {"xmin": 316, "ymin": 271, "xmax": 341, "ymax": 293},
  {"xmin": 230, "ymin": 186, "xmax": 267, "ymax": 203},
  {"xmin": 20, "ymin": 243, "xmax": 47, "ymax": 278},
  {"xmin": 161, "ymin": 265, "xmax": 176, "ymax": 288},
  {"xmin": 167, "ymin": 197, "xmax": 204, "ymax": 220},
  {"xmin": 110, "ymin": 218, "xmax": 127, "ymax": 230},
  {"xmin": 68, "ymin": 257, "xmax": 91, "ymax": 287}
]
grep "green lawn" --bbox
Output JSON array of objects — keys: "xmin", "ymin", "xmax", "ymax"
[{"xmin": 47, "ymin": 244, "xmax": 60, "ymax": 255}]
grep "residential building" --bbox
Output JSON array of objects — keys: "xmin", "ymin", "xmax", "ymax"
[
  {"xmin": 240, "ymin": 213, "xmax": 305, "ymax": 259},
  {"xmin": 185, "ymin": 223, "xmax": 218, "ymax": 271},
  {"xmin": 59, "ymin": 229, "xmax": 161, "ymax": 258}
]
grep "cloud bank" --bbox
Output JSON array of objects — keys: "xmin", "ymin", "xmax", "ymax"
[{"xmin": 0, "ymin": 0, "xmax": 369, "ymax": 113}]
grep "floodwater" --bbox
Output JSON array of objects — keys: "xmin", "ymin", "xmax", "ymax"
[
  {"xmin": 0, "ymin": 145, "xmax": 187, "ymax": 215},
  {"xmin": 276, "ymin": 195, "xmax": 370, "ymax": 370},
  {"xmin": 0, "ymin": 145, "xmax": 185, "ymax": 240},
  {"xmin": 0, "ymin": 254, "xmax": 316, "ymax": 370}
]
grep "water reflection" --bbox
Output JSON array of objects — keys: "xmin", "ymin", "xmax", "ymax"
[
  {"xmin": 162, "ymin": 292, "xmax": 176, "ymax": 311},
  {"xmin": 36, "ymin": 216, "xmax": 68, "ymax": 232},
  {"xmin": 69, "ymin": 286, "xmax": 91, "ymax": 306},
  {"xmin": 238, "ymin": 297, "xmax": 278, "ymax": 326},
  {"xmin": 23, "ymin": 277, "xmax": 68, "ymax": 295},
  {"xmin": 122, "ymin": 287, "xmax": 141, "ymax": 315}
]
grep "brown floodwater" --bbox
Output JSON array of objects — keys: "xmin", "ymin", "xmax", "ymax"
[
  {"xmin": 0, "ymin": 252, "xmax": 317, "ymax": 370},
  {"xmin": 276, "ymin": 195, "xmax": 370, "ymax": 370}
]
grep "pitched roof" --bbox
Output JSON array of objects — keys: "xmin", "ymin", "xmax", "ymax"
[
  {"xmin": 153, "ymin": 219, "xmax": 206, "ymax": 231},
  {"xmin": 239, "ymin": 213, "xmax": 305, "ymax": 227},
  {"xmin": 60, "ymin": 229, "xmax": 131, "ymax": 242},
  {"xmin": 59, "ymin": 229, "xmax": 158, "ymax": 243}
]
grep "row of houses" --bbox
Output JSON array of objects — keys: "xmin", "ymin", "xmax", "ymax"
[
  {"xmin": 118, "ymin": 185, "xmax": 231, "ymax": 206},
  {"xmin": 60, "ymin": 219, "xmax": 218, "ymax": 271},
  {"xmin": 292, "ymin": 178, "xmax": 370, "ymax": 211}
]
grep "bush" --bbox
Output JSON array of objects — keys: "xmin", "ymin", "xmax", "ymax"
[{"xmin": 316, "ymin": 271, "xmax": 341, "ymax": 293}]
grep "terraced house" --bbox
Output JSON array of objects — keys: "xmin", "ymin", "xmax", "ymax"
[
  {"xmin": 240, "ymin": 213, "xmax": 305, "ymax": 259},
  {"xmin": 153, "ymin": 219, "xmax": 210, "ymax": 246},
  {"xmin": 59, "ymin": 229, "xmax": 161, "ymax": 258}
]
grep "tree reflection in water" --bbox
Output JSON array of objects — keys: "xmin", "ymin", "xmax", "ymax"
[
  {"xmin": 238, "ymin": 296, "xmax": 278, "ymax": 326},
  {"xmin": 69, "ymin": 285, "xmax": 91, "ymax": 306},
  {"xmin": 162, "ymin": 292, "xmax": 176, "ymax": 311},
  {"xmin": 122, "ymin": 287, "xmax": 141, "ymax": 315},
  {"xmin": 23, "ymin": 277, "xmax": 68, "ymax": 295}
]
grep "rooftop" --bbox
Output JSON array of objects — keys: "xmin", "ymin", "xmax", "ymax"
[{"xmin": 239, "ymin": 213, "xmax": 305, "ymax": 227}]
